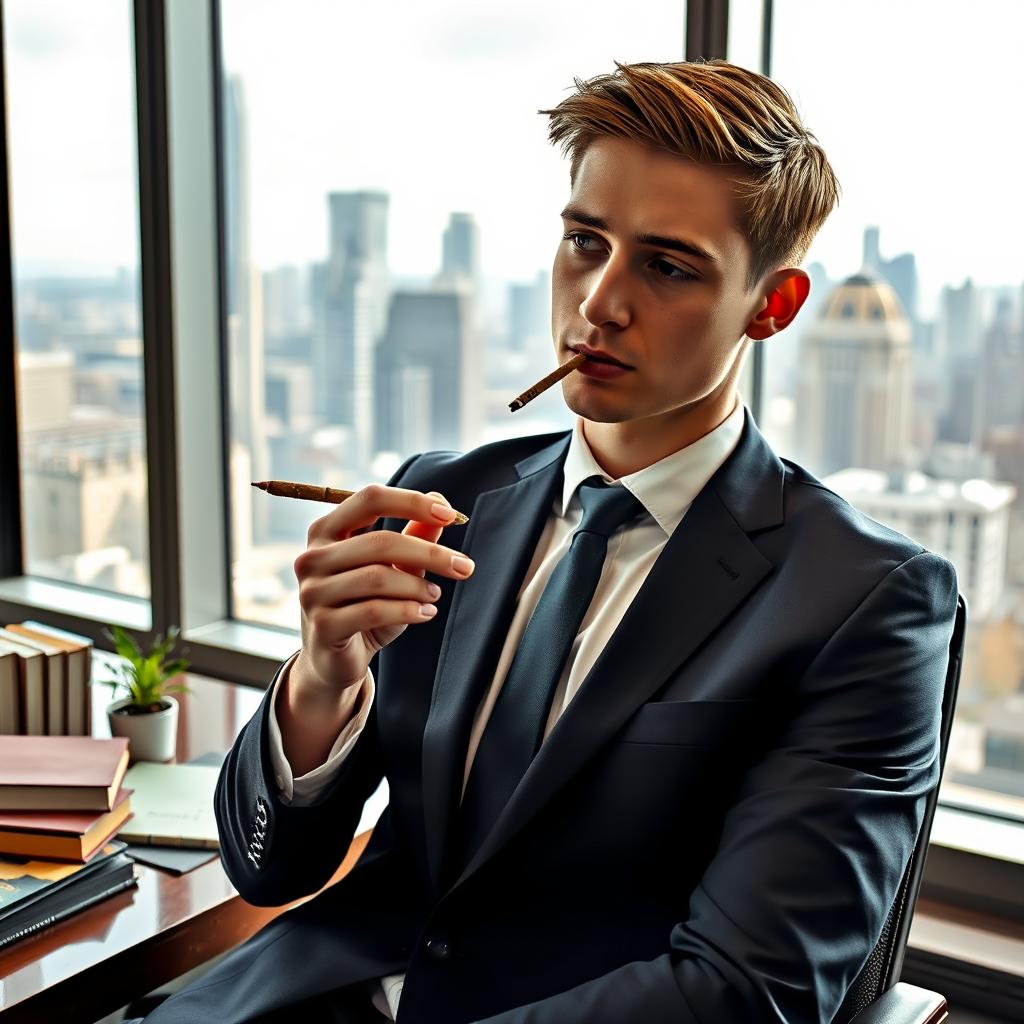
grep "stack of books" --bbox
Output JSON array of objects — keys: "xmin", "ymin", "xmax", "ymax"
[
  {"xmin": 0, "ymin": 621, "xmax": 93, "ymax": 737},
  {"xmin": 0, "ymin": 735, "xmax": 138, "ymax": 949}
]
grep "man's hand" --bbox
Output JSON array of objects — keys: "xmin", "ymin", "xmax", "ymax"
[{"xmin": 291, "ymin": 484, "xmax": 475, "ymax": 698}]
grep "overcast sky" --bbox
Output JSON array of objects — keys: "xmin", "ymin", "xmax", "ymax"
[{"xmin": 5, "ymin": 0, "xmax": 1022, "ymax": 318}]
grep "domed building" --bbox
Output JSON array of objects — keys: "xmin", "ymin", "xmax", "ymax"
[{"xmin": 795, "ymin": 270, "xmax": 913, "ymax": 476}]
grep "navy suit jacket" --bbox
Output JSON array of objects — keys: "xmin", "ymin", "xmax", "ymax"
[{"xmin": 156, "ymin": 409, "xmax": 959, "ymax": 1024}]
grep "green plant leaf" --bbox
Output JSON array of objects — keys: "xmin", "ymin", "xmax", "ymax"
[{"xmin": 100, "ymin": 624, "xmax": 190, "ymax": 707}]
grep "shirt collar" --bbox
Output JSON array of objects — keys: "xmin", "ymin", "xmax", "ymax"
[{"xmin": 560, "ymin": 396, "xmax": 746, "ymax": 538}]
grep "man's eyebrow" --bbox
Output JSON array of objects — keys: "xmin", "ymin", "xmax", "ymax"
[{"xmin": 559, "ymin": 205, "xmax": 718, "ymax": 264}]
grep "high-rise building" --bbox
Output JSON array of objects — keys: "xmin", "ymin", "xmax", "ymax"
[
  {"xmin": 939, "ymin": 278, "xmax": 982, "ymax": 362},
  {"xmin": 795, "ymin": 271, "xmax": 914, "ymax": 475},
  {"xmin": 16, "ymin": 351, "xmax": 75, "ymax": 430},
  {"xmin": 981, "ymin": 296, "xmax": 1024, "ymax": 436},
  {"xmin": 824, "ymin": 467, "xmax": 1015, "ymax": 623},
  {"xmin": 262, "ymin": 264, "xmax": 312, "ymax": 346},
  {"xmin": 508, "ymin": 270, "xmax": 551, "ymax": 359},
  {"xmin": 439, "ymin": 212, "xmax": 480, "ymax": 291},
  {"xmin": 19, "ymin": 417, "xmax": 148, "ymax": 596},
  {"xmin": 862, "ymin": 226, "xmax": 918, "ymax": 327},
  {"xmin": 374, "ymin": 290, "xmax": 481, "ymax": 455},
  {"xmin": 314, "ymin": 191, "xmax": 390, "ymax": 474}
]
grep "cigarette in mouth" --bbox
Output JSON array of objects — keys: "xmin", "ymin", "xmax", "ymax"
[{"xmin": 509, "ymin": 352, "xmax": 588, "ymax": 412}]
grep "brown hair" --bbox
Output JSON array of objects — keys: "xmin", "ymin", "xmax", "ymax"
[{"xmin": 538, "ymin": 59, "xmax": 840, "ymax": 291}]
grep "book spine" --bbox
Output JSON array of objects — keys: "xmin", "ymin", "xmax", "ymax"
[{"xmin": 0, "ymin": 873, "xmax": 138, "ymax": 949}]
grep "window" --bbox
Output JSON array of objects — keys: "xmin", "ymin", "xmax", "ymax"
[
  {"xmin": 749, "ymin": 0, "xmax": 1024, "ymax": 815},
  {"xmin": 218, "ymin": 0, "xmax": 687, "ymax": 628},
  {"xmin": 0, "ymin": 0, "xmax": 1018, "ymax": 941},
  {"xmin": 4, "ymin": 0, "xmax": 149, "ymax": 601}
]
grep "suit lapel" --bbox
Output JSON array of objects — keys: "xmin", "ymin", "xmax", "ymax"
[
  {"xmin": 420, "ymin": 434, "xmax": 570, "ymax": 891},
  {"xmin": 454, "ymin": 483, "xmax": 773, "ymax": 886},
  {"xmin": 424, "ymin": 408, "xmax": 786, "ymax": 893}
]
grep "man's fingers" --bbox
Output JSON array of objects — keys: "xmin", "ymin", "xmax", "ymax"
[
  {"xmin": 312, "ymin": 484, "xmax": 455, "ymax": 541},
  {"xmin": 397, "ymin": 492, "xmax": 449, "ymax": 578}
]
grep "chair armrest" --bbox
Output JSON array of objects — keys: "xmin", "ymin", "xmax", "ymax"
[{"xmin": 847, "ymin": 983, "xmax": 948, "ymax": 1024}]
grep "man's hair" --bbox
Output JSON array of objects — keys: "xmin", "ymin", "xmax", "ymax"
[{"xmin": 538, "ymin": 59, "xmax": 840, "ymax": 291}]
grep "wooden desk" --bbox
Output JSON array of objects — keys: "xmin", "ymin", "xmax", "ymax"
[{"xmin": 0, "ymin": 663, "xmax": 367, "ymax": 1024}]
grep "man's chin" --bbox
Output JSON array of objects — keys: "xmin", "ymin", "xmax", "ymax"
[{"xmin": 561, "ymin": 390, "xmax": 636, "ymax": 425}]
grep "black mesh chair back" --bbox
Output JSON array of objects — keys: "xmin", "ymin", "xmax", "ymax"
[{"xmin": 832, "ymin": 594, "xmax": 967, "ymax": 1024}]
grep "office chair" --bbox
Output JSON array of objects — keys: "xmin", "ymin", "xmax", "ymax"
[{"xmin": 839, "ymin": 593, "xmax": 967, "ymax": 1024}]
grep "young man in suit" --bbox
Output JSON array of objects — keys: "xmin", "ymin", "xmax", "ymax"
[{"xmin": 136, "ymin": 59, "xmax": 959, "ymax": 1023}]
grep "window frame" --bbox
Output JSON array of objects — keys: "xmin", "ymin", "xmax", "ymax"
[{"xmin": 0, "ymin": 0, "xmax": 1021, "ymax": 957}]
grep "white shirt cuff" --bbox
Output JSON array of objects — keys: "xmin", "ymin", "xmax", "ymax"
[{"xmin": 266, "ymin": 651, "xmax": 376, "ymax": 806}]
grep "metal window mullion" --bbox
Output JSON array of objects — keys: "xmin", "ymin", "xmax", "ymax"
[
  {"xmin": 0, "ymin": 3, "xmax": 24, "ymax": 580},
  {"xmin": 685, "ymin": 0, "xmax": 729, "ymax": 61},
  {"xmin": 134, "ymin": 0, "xmax": 181, "ymax": 641},
  {"xmin": 162, "ymin": 0, "xmax": 231, "ymax": 650},
  {"xmin": 685, "ymin": 0, "xmax": 773, "ymax": 427},
  {"xmin": 209, "ymin": 0, "xmax": 236, "ymax": 624},
  {"xmin": 745, "ymin": 0, "xmax": 773, "ymax": 426}
]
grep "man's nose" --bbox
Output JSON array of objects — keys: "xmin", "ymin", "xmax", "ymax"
[{"xmin": 579, "ymin": 257, "xmax": 631, "ymax": 329}]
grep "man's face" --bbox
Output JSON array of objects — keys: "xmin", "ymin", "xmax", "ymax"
[{"xmin": 551, "ymin": 136, "xmax": 763, "ymax": 431}]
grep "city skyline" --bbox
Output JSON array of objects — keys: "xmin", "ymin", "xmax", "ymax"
[
  {"xmin": 5, "ymin": 0, "xmax": 1024, "ymax": 316},
  {"xmin": 6, "ymin": 0, "xmax": 1024, "ymax": 803}
]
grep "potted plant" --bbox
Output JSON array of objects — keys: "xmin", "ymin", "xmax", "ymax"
[{"xmin": 102, "ymin": 625, "xmax": 192, "ymax": 763}]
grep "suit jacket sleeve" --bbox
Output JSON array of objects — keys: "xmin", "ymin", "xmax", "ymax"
[
  {"xmin": 214, "ymin": 451, "xmax": 422, "ymax": 907},
  {"xmin": 266, "ymin": 656, "xmax": 376, "ymax": 805},
  {"xmin": 473, "ymin": 550, "xmax": 960, "ymax": 1024}
]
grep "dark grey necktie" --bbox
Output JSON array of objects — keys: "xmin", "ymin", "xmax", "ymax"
[{"xmin": 453, "ymin": 474, "xmax": 646, "ymax": 868}]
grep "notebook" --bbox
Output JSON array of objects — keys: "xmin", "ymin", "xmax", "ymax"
[{"xmin": 116, "ymin": 762, "xmax": 220, "ymax": 849}]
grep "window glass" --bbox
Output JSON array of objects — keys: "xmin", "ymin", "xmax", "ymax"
[
  {"xmin": 753, "ymin": 0, "xmax": 1024, "ymax": 815},
  {"xmin": 5, "ymin": 0, "xmax": 149, "ymax": 600},
  {"xmin": 219, "ymin": 0, "xmax": 685, "ymax": 627}
]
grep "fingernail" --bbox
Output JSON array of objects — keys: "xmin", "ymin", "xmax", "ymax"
[
  {"xmin": 426, "ymin": 582, "xmax": 441, "ymax": 598},
  {"xmin": 419, "ymin": 604, "xmax": 438, "ymax": 617},
  {"xmin": 431, "ymin": 502, "xmax": 455, "ymax": 521},
  {"xmin": 451, "ymin": 555, "xmax": 474, "ymax": 576}
]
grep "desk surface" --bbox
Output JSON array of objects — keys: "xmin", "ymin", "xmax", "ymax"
[{"xmin": 0, "ymin": 661, "xmax": 366, "ymax": 1024}]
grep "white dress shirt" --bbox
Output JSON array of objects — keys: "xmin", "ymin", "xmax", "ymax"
[{"xmin": 266, "ymin": 398, "xmax": 745, "ymax": 1020}]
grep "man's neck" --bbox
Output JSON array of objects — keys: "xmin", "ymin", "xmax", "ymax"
[{"xmin": 582, "ymin": 390, "xmax": 739, "ymax": 480}]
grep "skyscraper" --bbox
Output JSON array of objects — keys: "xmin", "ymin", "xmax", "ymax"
[
  {"xmin": 439, "ymin": 211, "xmax": 481, "ymax": 292},
  {"xmin": 508, "ymin": 270, "xmax": 551, "ymax": 359},
  {"xmin": 936, "ymin": 279, "xmax": 985, "ymax": 446},
  {"xmin": 796, "ymin": 271, "xmax": 914, "ymax": 475},
  {"xmin": 314, "ymin": 191, "xmax": 390, "ymax": 473},
  {"xmin": 374, "ymin": 290, "xmax": 481, "ymax": 455},
  {"xmin": 862, "ymin": 226, "xmax": 919, "ymax": 327}
]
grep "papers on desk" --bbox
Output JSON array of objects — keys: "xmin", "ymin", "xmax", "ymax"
[{"xmin": 116, "ymin": 762, "xmax": 221, "ymax": 849}]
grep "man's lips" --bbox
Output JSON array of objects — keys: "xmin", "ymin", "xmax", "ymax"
[{"xmin": 569, "ymin": 344, "xmax": 631, "ymax": 368}]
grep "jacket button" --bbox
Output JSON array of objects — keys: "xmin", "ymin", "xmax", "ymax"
[{"xmin": 425, "ymin": 937, "xmax": 451, "ymax": 961}]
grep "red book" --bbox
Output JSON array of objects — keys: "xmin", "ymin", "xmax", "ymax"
[
  {"xmin": 0, "ymin": 787, "xmax": 134, "ymax": 862},
  {"xmin": 0, "ymin": 736, "xmax": 130, "ymax": 812}
]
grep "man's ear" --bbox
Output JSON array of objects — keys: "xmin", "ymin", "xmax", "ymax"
[{"xmin": 745, "ymin": 269, "xmax": 810, "ymax": 340}]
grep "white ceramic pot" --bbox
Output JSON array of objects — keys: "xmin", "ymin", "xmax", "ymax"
[{"xmin": 106, "ymin": 695, "xmax": 179, "ymax": 763}]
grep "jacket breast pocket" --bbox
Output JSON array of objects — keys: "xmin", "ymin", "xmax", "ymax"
[{"xmin": 616, "ymin": 698, "xmax": 759, "ymax": 747}]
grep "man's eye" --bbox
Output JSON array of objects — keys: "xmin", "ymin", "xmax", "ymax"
[
  {"xmin": 653, "ymin": 259, "xmax": 698, "ymax": 283},
  {"xmin": 563, "ymin": 231, "xmax": 597, "ymax": 252}
]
